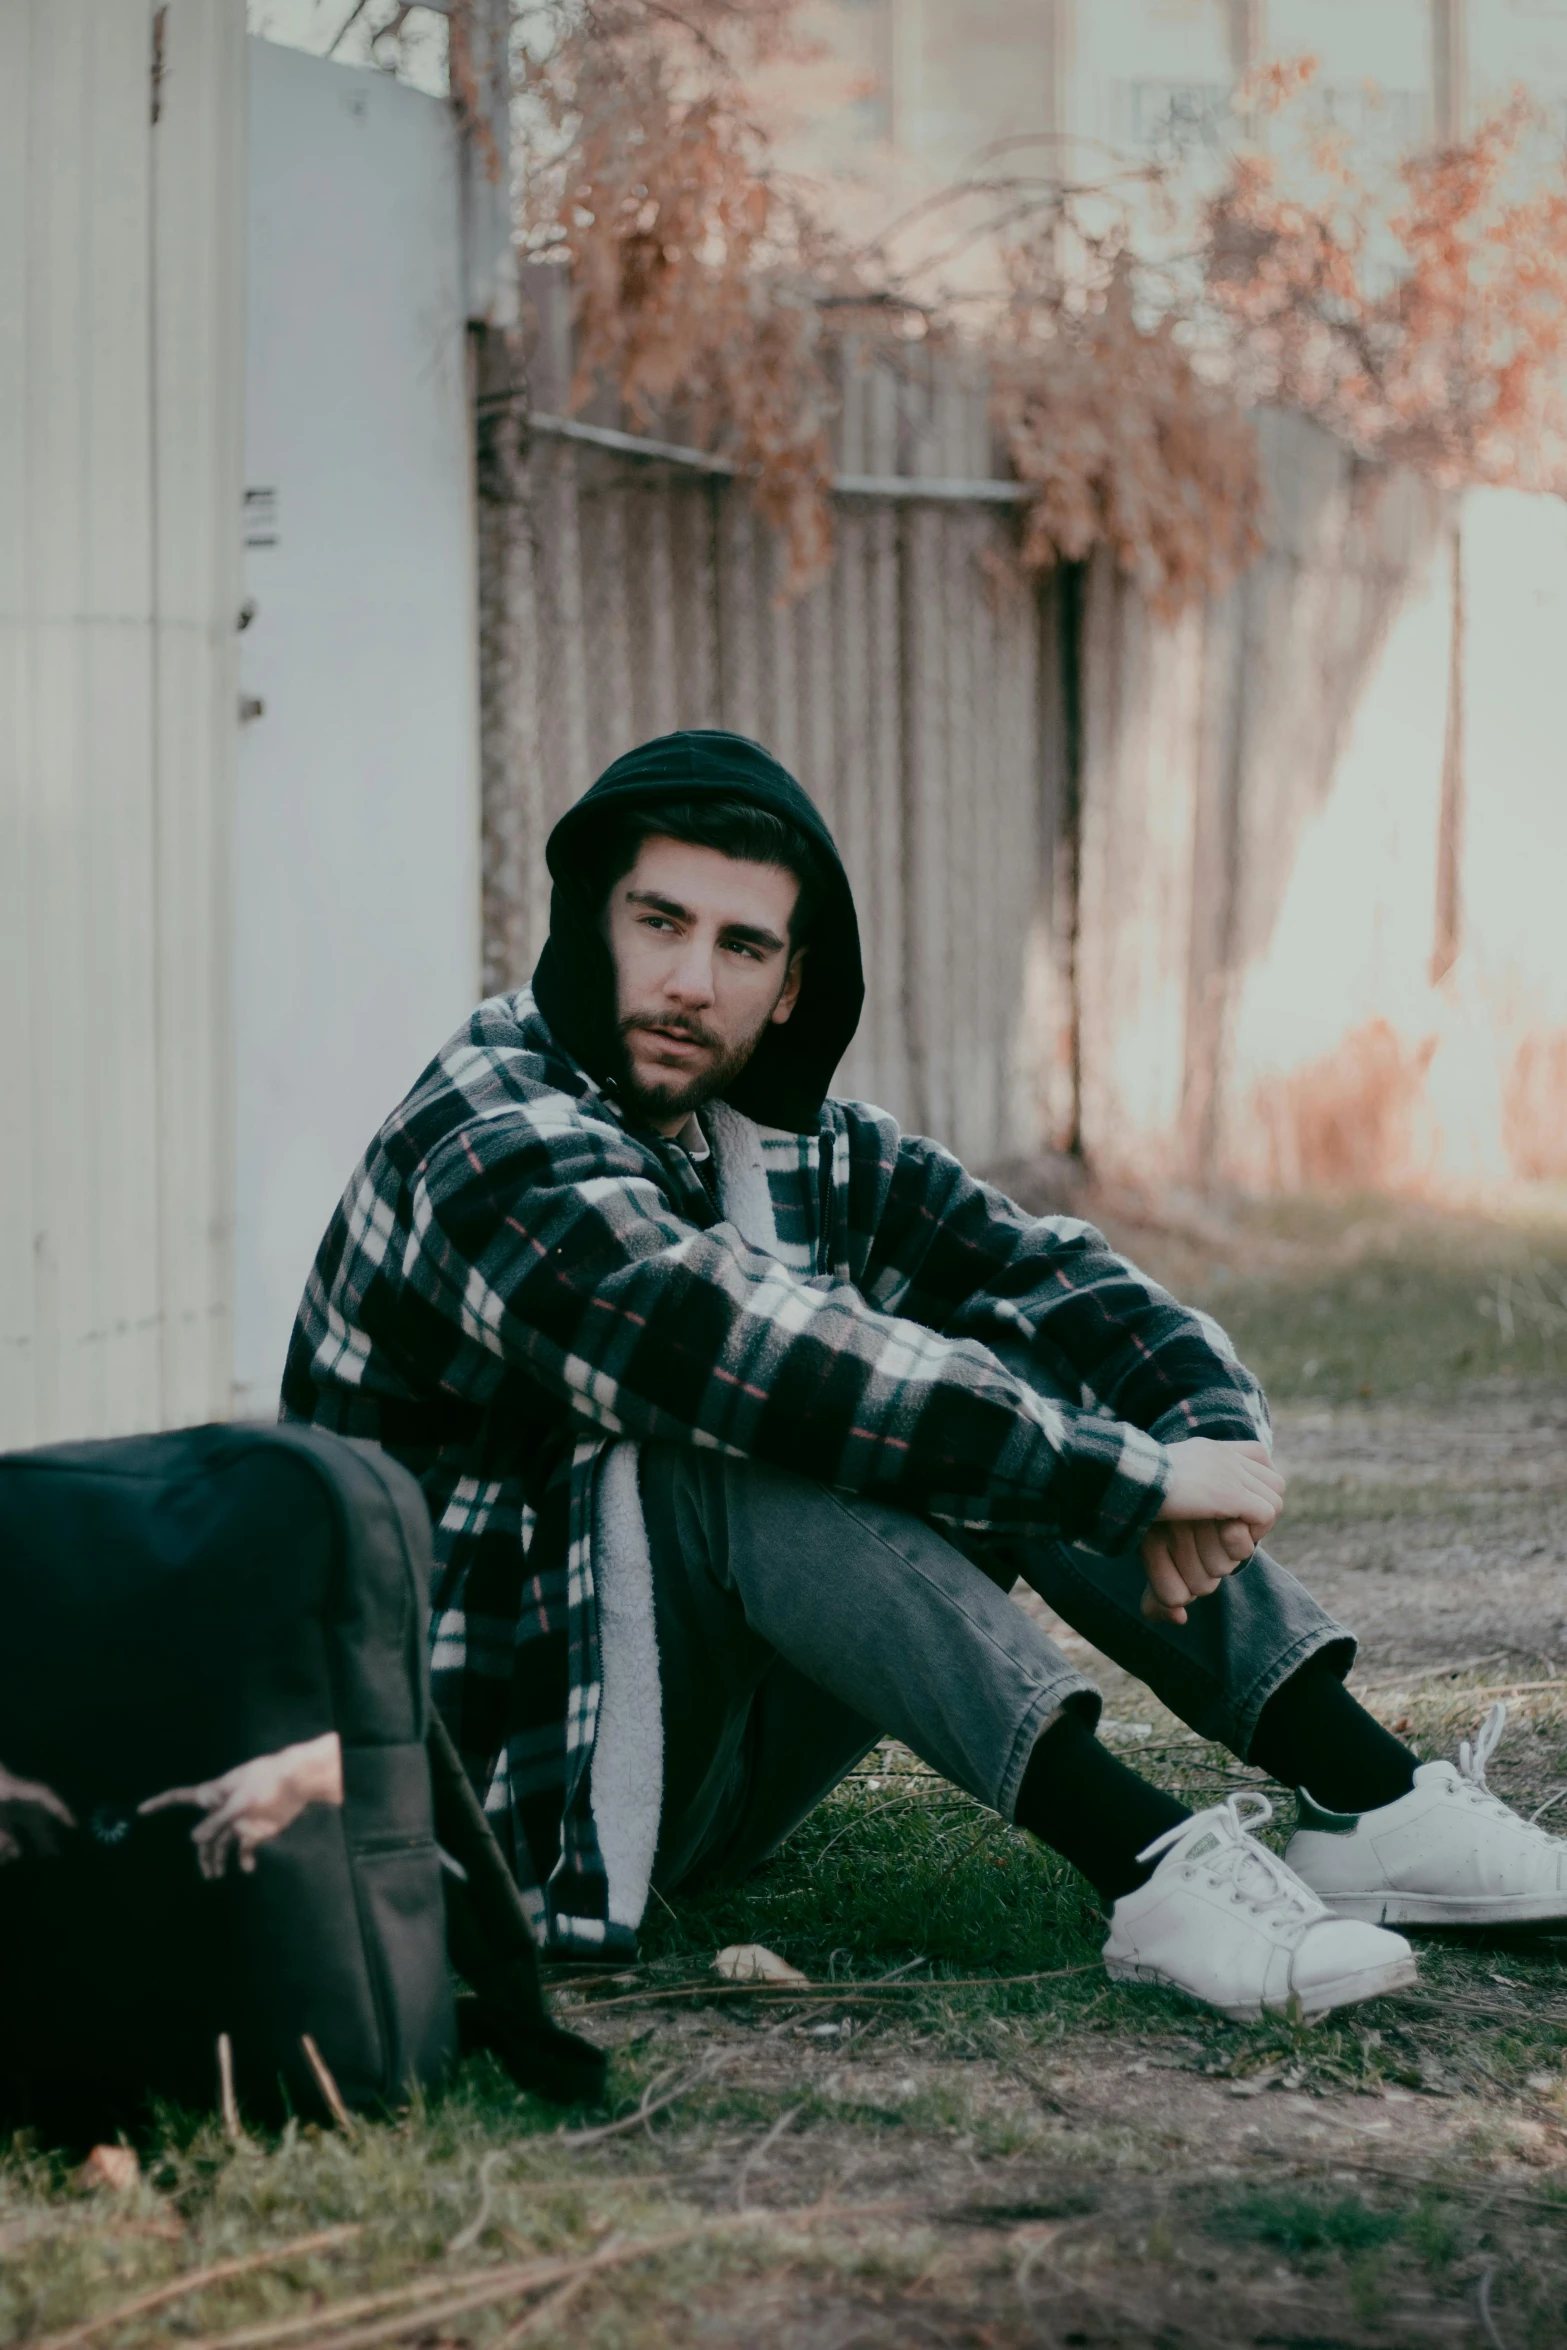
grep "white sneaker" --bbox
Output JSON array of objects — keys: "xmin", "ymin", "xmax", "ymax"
[
  {"xmin": 1286, "ymin": 1703, "xmax": 1567, "ymax": 1928},
  {"xmin": 1103, "ymin": 1792, "xmax": 1417, "ymax": 2021}
]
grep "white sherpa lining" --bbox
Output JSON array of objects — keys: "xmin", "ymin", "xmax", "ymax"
[
  {"xmin": 588, "ymin": 1440, "xmax": 663, "ymax": 1930},
  {"xmin": 588, "ymin": 1104, "xmax": 781, "ymax": 1934},
  {"xmin": 704, "ymin": 1099, "xmax": 779, "ymax": 1251}
]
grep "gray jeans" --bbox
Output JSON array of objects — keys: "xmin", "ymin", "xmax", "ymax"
[{"xmin": 641, "ymin": 1446, "xmax": 1353, "ymax": 1895}]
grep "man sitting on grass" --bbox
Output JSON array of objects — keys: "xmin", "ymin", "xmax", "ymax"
[{"xmin": 285, "ymin": 731, "xmax": 1567, "ymax": 2020}]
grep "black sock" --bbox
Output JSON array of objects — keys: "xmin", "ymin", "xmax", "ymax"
[
  {"xmin": 1249, "ymin": 1659, "xmax": 1418, "ymax": 1814},
  {"xmin": 1013, "ymin": 1708, "xmax": 1190, "ymax": 1907}
]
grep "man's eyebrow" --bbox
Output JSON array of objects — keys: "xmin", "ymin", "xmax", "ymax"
[
  {"xmin": 625, "ymin": 891, "xmax": 786, "ymax": 954},
  {"xmin": 626, "ymin": 890, "xmax": 692, "ymax": 921}
]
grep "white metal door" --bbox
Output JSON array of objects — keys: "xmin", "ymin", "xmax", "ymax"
[{"xmin": 235, "ymin": 36, "xmax": 481, "ymax": 1415}]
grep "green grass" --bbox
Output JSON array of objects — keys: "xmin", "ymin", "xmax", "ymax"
[
  {"xmin": 1178, "ymin": 1193, "xmax": 1567, "ymax": 1404},
  {"xmin": 7, "ymin": 1719, "xmax": 1567, "ymax": 2343},
  {"xmin": 636, "ymin": 1754, "xmax": 1105, "ymax": 1986},
  {"xmin": 12, "ymin": 1695, "xmax": 1565, "ymax": 2340},
  {"xmin": 1205, "ymin": 2186, "xmax": 1405, "ymax": 2256}
]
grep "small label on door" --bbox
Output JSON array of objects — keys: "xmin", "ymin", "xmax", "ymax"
[{"xmin": 244, "ymin": 487, "xmax": 279, "ymax": 549}]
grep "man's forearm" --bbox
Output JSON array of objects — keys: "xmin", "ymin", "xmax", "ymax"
[
  {"xmin": 413, "ymin": 1152, "xmax": 1174, "ymax": 1551},
  {"xmin": 854, "ymin": 1123, "xmax": 1269, "ymax": 1446}
]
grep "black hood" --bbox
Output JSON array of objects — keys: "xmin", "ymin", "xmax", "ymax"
[{"xmin": 531, "ymin": 730, "xmax": 864, "ymax": 1133}]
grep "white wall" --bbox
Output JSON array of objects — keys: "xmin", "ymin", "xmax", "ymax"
[
  {"xmin": 1, "ymin": 0, "xmax": 246, "ymax": 1450},
  {"xmin": 234, "ymin": 39, "xmax": 481, "ymax": 1413}
]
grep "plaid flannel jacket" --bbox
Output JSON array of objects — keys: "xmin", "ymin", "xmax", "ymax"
[{"xmin": 282, "ymin": 988, "xmax": 1268, "ymax": 1951}]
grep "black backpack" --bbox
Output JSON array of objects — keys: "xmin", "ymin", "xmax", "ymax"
[{"xmin": 0, "ymin": 1423, "xmax": 603, "ymax": 2140}]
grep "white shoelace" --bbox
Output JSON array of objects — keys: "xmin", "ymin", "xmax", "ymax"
[
  {"xmin": 1458, "ymin": 1701, "xmax": 1508, "ymax": 1792},
  {"xmin": 1136, "ymin": 1791, "xmax": 1321, "ymax": 1923},
  {"xmin": 1452, "ymin": 1701, "xmax": 1563, "ymax": 1843}
]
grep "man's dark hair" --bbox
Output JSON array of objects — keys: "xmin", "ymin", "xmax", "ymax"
[{"xmin": 594, "ymin": 796, "xmax": 825, "ymax": 947}]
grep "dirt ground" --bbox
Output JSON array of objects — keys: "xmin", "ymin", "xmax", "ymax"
[{"xmin": 6, "ymin": 1192, "xmax": 1567, "ymax": 2350}]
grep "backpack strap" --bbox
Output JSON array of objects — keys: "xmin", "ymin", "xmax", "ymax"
[{"xmin": 426, "ymin": 1714, "xmax": 607, "ymax": 2107}]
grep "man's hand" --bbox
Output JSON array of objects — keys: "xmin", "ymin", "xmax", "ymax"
[
  {"xmin": 1141, "ymin": 1439, "xmax": 1286, "ymax": 1625},
  {"xmin": 1159, "ymin": 1436, "xmax": 1284, "ymax": 1531},
  {"xmin": 138, "ymin": 1732, "xmax": 343, "ymax": 1881},
  {"xmin": 0, "ymin": 1764, "xmax": 77, "ymax": 1865},
  {"xmin": 1141, "ymin": 1516, "xmax": 1256, "ymax": 1624}
]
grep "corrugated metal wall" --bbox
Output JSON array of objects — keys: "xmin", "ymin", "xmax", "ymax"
[
  {"xmin": 477, "ymin": 309, "xmax": 1443, "ymax": 1185},
  {"xmin": 1, "ymin": 0, "xmax": 247, "ymax": 1448},
  {"xmin": 233, "ymin": 37, "xmax": 483, "ymax": 1418},
  {"xmin": 478, "ymin": 293, "xmax": 1069, "ymax": 1169}
]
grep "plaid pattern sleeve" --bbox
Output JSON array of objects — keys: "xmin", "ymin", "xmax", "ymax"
[
  {"xmin": 829, "ymin": 1105, "xmax": 1270, "ymax": 1453},
  {"xmin": 399, "ymin": 1084, "xmax": 1172, "ymax": 1557}
]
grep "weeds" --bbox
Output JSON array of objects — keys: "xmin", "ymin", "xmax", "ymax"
[{"xmin": 1205, "ymin": 2186, "xmax": 1405, "ymax": 2257}]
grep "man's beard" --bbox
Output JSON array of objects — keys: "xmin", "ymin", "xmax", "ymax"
[{"xmin": 615, "ymin": 1007, "xmax": 772, "ymax": 1125}]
